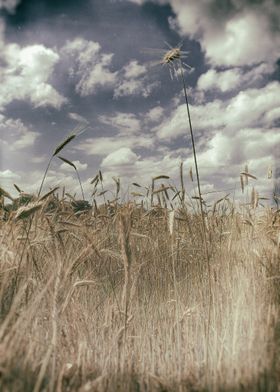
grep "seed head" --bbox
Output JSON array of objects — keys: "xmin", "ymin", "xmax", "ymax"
[
  {"xmin": 159, "ymin": 45, "xmax": 192, "ymax": 80},
  {"xmin": 162, "ymin": 47, "xmax": 181, "ymax": 64}
]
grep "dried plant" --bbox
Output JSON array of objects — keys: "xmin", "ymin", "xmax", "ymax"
[
  {"xmin": 58, "ymin": 156, "xmax": 85, "ymax": 200},
  {"xmin": 118, "ymin": 207, "xmax": 133, "ymax": 329},
  {"xmin": 38, "ymin": 124, "xmax": 88, "ymax": 197},
  {"xmin": 160, "ymin": 44, "xmax": 212, "ymax": 372},
  {"xmin": 0, "ymin": 179, "xmax": 279, "ymax": 391}
]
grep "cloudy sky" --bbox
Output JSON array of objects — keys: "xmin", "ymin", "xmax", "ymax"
[{"xmin": 0, "ymin": 0, "xmax": 279, "ymax": 203}]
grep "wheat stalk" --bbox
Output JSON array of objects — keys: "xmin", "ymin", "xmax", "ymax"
[
  {"xmin": 118, "ymin": 207, "xmax": 134, "ymax": 333},
  {"xmin": 38, "ymin": 125, "xmax": 88, "ymax": 197},
  {"xmin": 58, "ymin": 156, "xmax": 85, "ymax": 200},
  {"xmin": 161, "ymin": 45, "xmax": 213, "ymax": 379}
]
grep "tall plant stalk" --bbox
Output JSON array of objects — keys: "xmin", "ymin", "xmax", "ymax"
[
  {"xmin": 58, "ymin": 156, "xmax": 85, "ymax": 200},
  {"xmin": 38, "ymin": 124, "xmax": 89, "ymax": 197},
  {"xmin": 177, "ymin": 57, "xmax": 213, "ymax": 378}
]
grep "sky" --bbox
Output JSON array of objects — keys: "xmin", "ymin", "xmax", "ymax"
[{"xmin": 0, "ymin": 0, "xmax": 279, "ymax": 204}]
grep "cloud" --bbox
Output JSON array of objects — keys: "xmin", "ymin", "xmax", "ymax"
[
  {"xmin": 62, "ymin": 42, "xmax": 158, "ymax": 98},
  {"xmin": 12, "ymin": 130, "xmax": 38, "ymax": 150},
  {"xmin": 151, "ymin": 78, "xmax": 279, "ymax": 199},
  {"xmin": 197, "ymin": 128, "xmax": 280, "ymax": 168},
  {"xmin": 101, "ymin": 147, "xmax": 139, "ymax": 168},
  {"xmin": 146, "ymin": 106, "xmax": 164, "ymax": 123},
  {"xmin": 197, "ymin": 69, "xmax": 242, "ymax": 93},
  {"xmin": 62, "ymin": 37, "xmax": 117, "ymax": 96},
  {"xmin": 177, "ymin": 126, "xmax": 278, "ymax": 202},
  {"xmin": 123, "ymin": 60, "xmax": 146, "ymax": 79},
  {"xmin": 197, "ymin": 63, "xmax": 276, "ymax": 92},
  {"xmin": 156, "ymin": 81, "xmax": 280, "ymax": 140},
  {"xmin": 1, "ymin": 167, "xmax": 88, "ymax": 199},
  {"xmin": 155, "ymin": 100, "xmax": 222, "ymax": 140},
  {"xmin": 99, "ymin": 112, "xmax": 141, "ymax": 134},
  {"xmin": 127, "ymin": 1, "xmax": 280, "ymax": 68},
  {"xmin": 1, "ymin": 54, "xmax": 64, "ymax": 107},
  {"xmin": 168, "ymin": 0, "xmax": 280, "ymax": 67},
  {"xmin": 0, "ymin": 24, "xmax": 66, "ymax": 110},
  {"xmin": 68, "ymin": 112, "xmax": 89, "ymax": 124},
  {"xmin": 0, "ymin": 117, "xmax": 39, "ymax": 150},
  {"xmin": 99, "ymin": 152, "xmax": 185, "ymax": 197},
  {"xmin": 76, "ymin": 134, "xmax": 154, "ymax": 156},
  {"xmin": 60, "ymin": 160, "xmax": 88, "ymax": 172},
  {"xmin": 114, "ymin": 60, "xmax": 159, "ymax": 98},
  {"xmin": 114, "ymin": 79, "xmax": 148, "ymax": 98},
  {"xmin": 0, "ymin": 169, "xmax": 20, "ymax": 180}
]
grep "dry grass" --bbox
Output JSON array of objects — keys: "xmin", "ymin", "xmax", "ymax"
[{"xmin": 0, "ymin": 189, "xmax": 279, "ymax": 391}]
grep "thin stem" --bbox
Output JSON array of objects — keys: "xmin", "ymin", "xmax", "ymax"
[
  {"xmin": 179, "ymin": 60, "xmax": 213, "ymax": 380},
  {"xmin": 75, "ymin": 169, "xmax": 85, "ymax": 200},
  {"xmin": 179, "ymin": 62, "xmax": 204, "ymax": 218},
  {"xmin": 38, "ymin": 156, "xmax": 53, "ymax": 197}
]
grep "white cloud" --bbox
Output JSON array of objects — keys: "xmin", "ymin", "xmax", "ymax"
[
  {"xmin": 0, "ymin": 117, "xmax": 39, "ymax": 150},
  {"xmin": 151, "ymin": 77, "xmax": 279, "ymax": 200},
  {"xmin": 197, "ymin": 63, "xmax": 276, "ymax": 93},
  {"xmin": 146, "ymin": 106, "xmax": 164, "ymax": 123},
  {"xmin": 60, "ymin": 160, "xmax": 88, "ymax": 172},
  {"xmin": 62, "ymin": 37, "xmax": 117, "ymax": 96},
  {"xmin": 128, "ymin": 1, "xmax": 278, "ymax": 81},
  {"xmin": 12, "ymin": 131, "xmax": 38, "ymax": 150},
  {"xmin": 197, "ymin": 128, "xmax": 280, "ymax": 168},
  {"xmin": 76, "ymin": 134, "xmax": 154, "ymax": 156},
  {"xmin": 77, "ymin": 54, "xmax": 116, "ymax": 96},
  {"xmin": 68, "ymin": 112, "xmax": 88, "ymax": 124},
  {"xmin": 123, "ymin": 60, "xmax": 146, "ymax": 79},
  {"xmin": 114, "ymin": 79, "xmax": 144, "ymax": 98},
  {"xmin": 264, "ymin": 107, "xmax": 280, "ymax": 124},
  {"xmin": 114, "ymin": 59, "xmax": 158, "ymax": 98},
  {"xmin": 62, "ymin": 42, "xmax": 158, "ymax": 98},
  {"xmin": 99, "ymin": 152, "xmax": 184, "ymax": 198},
  {"xmin": 0, "ymin": 169, "xmax": 20, "ymax": 179},
  {"xmin": 99, "ymin": 112, "xmax": 141, "ymax": 134},
  {"xmin": 226, "ymin": 82, "xmax": 280, "ymax": 129},
  {"xmin": 167, "ymin": 0, "xmax": 280, "ymax": 67},
  {"xmin": 156, "ymin": 81, "xmax": 280, "ymax": 140},
  {"xmin": 197, "ymin": 69, "xmax": 242, "ymax": 93},
  {"xmin": 245, "ymin": 62, "xmax": 276, "ymax": 83},
  {"xmin": 114, "ymin": 79, "xmax": 159, "ymax": 98},
  {"xmin": 177, "ymin": 126, "xmax": 278, "ymax": 202},
  {"xmin": 1, "ymin": 167, "xmax": 86, "ymax": 199},
  {"xmin": 101, "ymin": 147, "xmax": 139, "ymax": 168},
  {"xmin": 64, "ymin": 38, "xmax": 100, "ymax": 63},
  {"xmin": 156, "ymin": 100, "xmax": 223, "ymax": 140},
  {"xmin": 0, "ymin": 31, "xmax": 66, "ymax": 109}
]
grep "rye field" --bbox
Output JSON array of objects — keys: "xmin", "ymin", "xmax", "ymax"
[{"xmin": 0, "ymin": 171, "xmax": 279, "ymax": 392}]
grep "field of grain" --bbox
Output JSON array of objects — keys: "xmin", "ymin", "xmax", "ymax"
[{"xmin": 0, "ymin": 178, "xmax": 279, "ymax": 392}]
